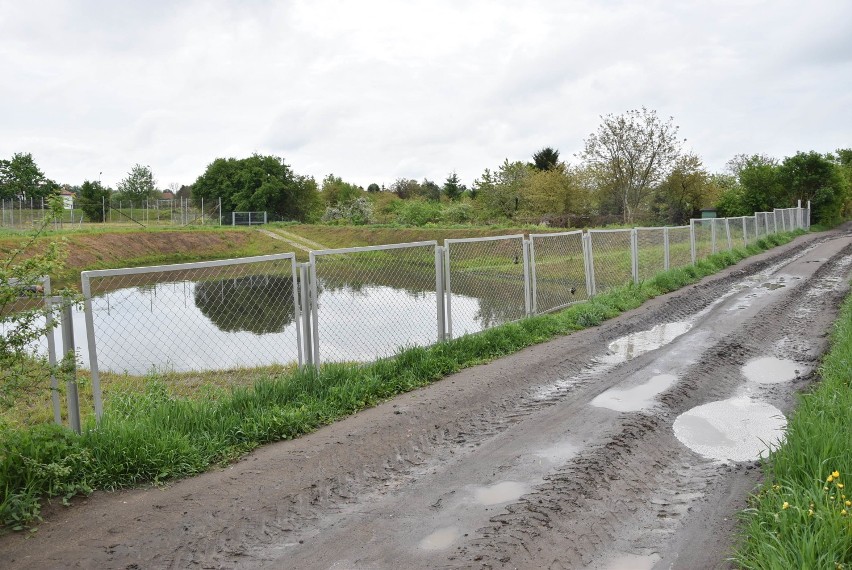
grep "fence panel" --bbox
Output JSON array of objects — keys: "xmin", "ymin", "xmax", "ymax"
[
  {"xmin": 744, "ymin": 216, "xmax": 756, "ymax": 244},
  {"xmin": 588, "ymin": 229, "xmax": 633, "ymax": 294},
  {"xmin": 529, "ymin": 231, "xmax": 588, "ymax": 314},
  {"xmin": 667, "ymin": 226, "xmax": 691, "ymax": 269},
  {"xmin": 445, "ymin": 235, "xmax": 527, "ymax": 338},
  {"xmin": 309, "ymin": 241, "xmax": 440, "ymax": 365},
  {"xmin": 729, "ymin": 217, "xmax": 746, "ymax": 250},
  {"xmin": 636, "ymin": 228, "xmax": 666, "ymax": 282},
  {"xmin": 81, "ymin": 254, "xmax": 301, "ymax": 417},
  {"xmin": 692, "ymin": 219, "xmax": 714, "ymax": 261}
]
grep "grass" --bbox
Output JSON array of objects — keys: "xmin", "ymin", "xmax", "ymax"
[
  {"xmin": 734, "ymin": 282, "xmax": 852, "ymax": 569},
  {"xmin": 0, "ymin": 231, "xmax": 799, "ymax": 530}
]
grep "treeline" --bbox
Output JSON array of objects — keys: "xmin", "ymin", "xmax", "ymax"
[{"xmin": 4, "ymin": 108, "xmax": 851, "ymax": 227}]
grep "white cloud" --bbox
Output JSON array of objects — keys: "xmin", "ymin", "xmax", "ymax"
[{"xmin": 1, "ymin": 0, "xmax": 850, "ymax": 190}]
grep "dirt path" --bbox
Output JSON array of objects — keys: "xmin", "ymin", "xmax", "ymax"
[{"xmin": 4, "ymin": 227, "xmax": 852, "ymax": 570}]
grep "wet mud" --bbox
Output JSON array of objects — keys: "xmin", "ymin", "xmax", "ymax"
[{"xmin": 3, "ymin": 225, "xmax": 852, "ymax": 570}]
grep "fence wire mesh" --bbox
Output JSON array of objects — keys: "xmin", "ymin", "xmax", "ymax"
[
  {"xmin": 445, "ymin": 235, "xmax": 527, "ymax": 338},
  {"xmin": 729, "ymin": 218, "xmax": 746, "ymax": 250},
  {"xmin": 667, "ymin": 226, "xmax": 692, "ymax": 269},
  {"xmin": 310, "ymin": 242, "xmax": 439, "ymax": 364},
  {"xmin": 744, "ymin": 216, "xmax": 757, "ymax": 243},
  {"xmin": 81, "ymin": 254, "xmax": 300, "ymax": 404},
  {"xmin": 589, "ymin": 230, "xmax": 633, "ymax": 294},
  {"xmin": 692, "ymin": 219, "xmax": 714, "ymax": 260},
  {"xmin": 636, "ymin": 228, "xmax": 665, "ymax": 282},
  {"xmin": 529, "ymin": 231, "xmax": 588, "ymax": 313}
]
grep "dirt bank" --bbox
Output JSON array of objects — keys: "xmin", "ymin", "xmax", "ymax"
[{"xmin": 3, "ymin": 227, "xmax": 851, "ymax": 569}]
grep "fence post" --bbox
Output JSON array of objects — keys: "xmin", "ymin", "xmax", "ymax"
[
  {"xmin": 43, "ymin": 279, "xmax": 62, "ymax": 425},
  {"xmin": 435, "ymin": 245, "xmax": 446, "ymax": 342},
  {"xmin": 583, "ymin": 232, "xmax": 596, "ymax": 296},
  {"xmin": 630, "ymin": 228, "xmax": 639, "ymax": 284},
  {"xmin": 444, "ymin": 243, "xmax": 454, "ymax": 339},
  {"xmin": 724, "ymin": 218, "xmax": 732, "ymax": 250},
  {"xmin": 710, "ymin": 219, "xmax": 717, "ymax": 254},
  {"xmin": 232, "ymin": 211, "xmax": 236, "ymax": 226},
  {"xmin": 525, "ymin": 239, "xmax": 535, "ymax": 315},
  {"xmin": 742, "ymin": 217, "xmax": 748, "ymax": 248},
  {"xmin": 298, "ymin": 263, "xmax": 312, "ymax": 367},
  {"xmin": 60, "ymin": 301, "xmax": 81, "ymax": 434},
  {"xmin": 689, "ymin": 219, "xmax": 696, "ymax": 264},
  {"xmin": 219, "ymin": 198, "xmax": 222, "ymax": 226},
  {"xmin": 81, "ymin": 273, "xmax": 104, "ymax": 421},
  {"xmin": 806, "ymin": 200, "xmax": 811, "ymax": 229},
  {"xmin": 308, "ymin": 253, "xmax": 321, "ymax": 370},
  {"xmin": 663, "ymin": 227, "xmax": 670, "ymax": 271}
]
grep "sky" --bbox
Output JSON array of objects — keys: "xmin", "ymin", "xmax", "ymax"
[{"xmin": 1, "ymin": 0, "xmax": 850, "ymax": 191}]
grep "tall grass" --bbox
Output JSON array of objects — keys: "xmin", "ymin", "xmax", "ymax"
[
  {"xmin": 734, "ymin": 281, "xmax": 852, "ymax": 568},
  {"xmin": 0, "ymin": 232, "xmax": 798, "ymax": 529}
]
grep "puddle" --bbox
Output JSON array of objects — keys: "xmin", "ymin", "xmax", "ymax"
[
  {"xmin": 598, "ymin": 322, "xmax": 692, "ymax": 364},
  {"xmin": 473, "ymin": 481, "xmax": 528, "ymax": 506},
  {"xmin": 419, "ymin": 526, "xmax": 460, "ymax": 550},
  {"xmin": 590, "ymin": 374, "xmax": 677, "ymax": 412},
  {"xmin": 597, "ymin": 553, "xmax": 661, "ymax": 570},
  {"xmin": 673, "ymin": 397, "xmax": 786, "ymax": 462},
  {"xmin": 742, "ymin": 357, "xmax": 800, "ymax": 384},
  {"xmin": 532, "ymin": 441, "xmax": 580, "ymax": 463},
  {"xmin": 760, "ymin": 282, "xmax": 786, "ymax": 290}
]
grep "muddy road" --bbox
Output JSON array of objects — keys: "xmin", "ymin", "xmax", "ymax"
[{"xmin": 4, "ymin": 227, "xmax": 852, "ymax": 570}]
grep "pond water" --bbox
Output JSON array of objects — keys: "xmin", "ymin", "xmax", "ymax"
[{"xmin": 39, "ymin": 275, "xmax": 508, "ymax": 376}]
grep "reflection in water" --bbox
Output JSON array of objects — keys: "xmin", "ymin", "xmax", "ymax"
[{"xmin": 195, "ymin": 275, "xmax": 295, "ymax": 334}]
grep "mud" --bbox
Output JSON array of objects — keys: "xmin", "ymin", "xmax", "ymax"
[{"xmin": 3, "ymin": 225, "xmax": 852, "ymax": 570}]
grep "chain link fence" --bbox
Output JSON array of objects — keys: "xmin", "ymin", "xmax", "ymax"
[
  {"xmin": 636, "ymin": 228, "xmax": 666, "ymax": 282},
  {"xmin": 729, "ymin": 217, "xmax": 746, "ymax": 250},
  {"xmin": 309, "ymin": 241, "xmax": 441, "ymax": 366},
  {"xmin": 445, "ymin": 235, "xmax": 528, "ymax": 339},
  {"xmin": 528, "ymin": 231, "xmax": 588, "ymax": 314},
  {"xmin": 667, "ymin": 226, "xmax": 692, "ymax": 269},
  {"xmin": 692, "ymin": 219, "xmax": 714, "ymax": 261},
  {"xmin": 588, "ymin": 229, "xmax": 633, "ymax": 295},
  {"xmin": 80, "ymin": 254, "xmax": 301, "ymax": 417}
]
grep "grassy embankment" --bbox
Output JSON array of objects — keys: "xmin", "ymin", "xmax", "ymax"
[
  {"xmin": 734, "ymin": 282, "xmax": 852, "ymax": 568},
  {"xmin": 0, "ymin": 231, "xmax": 799, "ymax": 530}
]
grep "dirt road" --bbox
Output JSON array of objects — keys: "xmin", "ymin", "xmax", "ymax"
[{"xmin": 4, "ymin": 227, "xmax": 852, "ymax": 570}]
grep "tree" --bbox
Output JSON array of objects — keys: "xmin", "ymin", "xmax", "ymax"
[
  {"xmin": 116, "ymin": 164, "xmax": 157, "ymax": 200},
  {"xmin": 191, "ymin": 154, "xmax": 320, "ymax": 222},
  {"xmin": 531, "ymin": 147, "xmax": 561, "ymax": 171},
  {"xmin": 519, "ymin": 168, "xmax": 577, "ymax": 217},
  {"xmin": 580, "ymin": 108, "xmax": 682, "ymax": 223},
  {"xmin": 367, "ymin": 183, "xmax": 381, "ymax": 193},
  {"xmin": 653, "ymin": 153, "xmax": 716, "ymax": 224},
  {"xmin": 443, "ymin": 172, "xmax": 466, "ymax": 201},
  {"xmin": 0, "ymin": 153, "xmax": 57, "ymax": 200},
  {"xmin": 478, "ymin": 160, "xmax": 530, "ymax": 219},
  {"xmin": 175, "ymin": 184, "xmax": 192, "ymax": 200},
  {"xmin": 321, "ymin": 174, "xmax": 362, "ymax": 206},
  {"xmin": 420, "ymin": 178, "xmax": 441, "ymax": 201},
  {"xmin": 78, "ymin": 180, "xmax": 111, "ymax": 222},
  {"xmin": 778, "ymin": 151, "xmax": 846, "ymax": 225},
  {"xmin": 736, "ymin": 155, "xmax": 785, "ymax": 214},
  {"xmin": 390, "ymin": 178, "xmax": 421, "ymax": 200}
]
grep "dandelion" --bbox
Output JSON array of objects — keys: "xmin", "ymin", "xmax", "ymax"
[
  {"xmin": 828, "ymin": 475, "xmax": 835, "ymax": 483},
  {"xmin": 846, "ymin": 500, "xmax": 851, "ymax": 507},
  {"xmin": 838, "ymin": 483, "xmax": 845, "ymax": 489},
  {"xmin": 782, "ymin": 501, "xmax": 790, "ymax": 510},
  {"xmin": 833, "ymin": 470, "xmax": 840, "ymax": 478},
  {"xmin": 841, "ymin": 509, "xmax": 848, "ymax": 516},
  {"xmin": 809, "ymin": 508, "xmax": 815, "ymax": 516}
]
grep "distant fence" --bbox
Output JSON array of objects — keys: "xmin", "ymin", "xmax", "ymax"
[
  {"xmin": 0, "ymin": 197, "xmax": 223, "ymax": 229},
  {"xmin": 65, "ymin": 205, "xmax": 810, "ymax": 420}
]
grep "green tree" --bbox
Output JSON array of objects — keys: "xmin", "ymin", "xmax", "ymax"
[
  {"xmin": 736, "ymin": 155, "xmax": 785, "ymax": 214},
  {"xmin": 321, "ymin": 174, "xmax": 362, "ymax": 206},
  {"xmin": 443, "ymin": 172, "xmax": 466, "ymax": 201},
  {"xmin": 367, "ymin": 183, "xmax": 381, "ymax": 193},
  {"xmin": 390, "ymin": 178, "xmax": 421, "ymax": 200},
  {"xmin": 192, "ymin": 155, "xmax": 320, "ymax": 222},
  {"xmin": 531, "ymin": 147, "xmax": 561, "ymax": 171},
  {"xmin": 519, "ymin": 168, "xmax": 575, "ymax": 217},
  {"xmin": 479, "ymin": 160, "xmax": 530, "ymax": 219},
  {"xmin": 581, "ymin": 108, "xmax": 682, "ymax": 223},
  {"xmin": 653, "ymin": 153, "xmax": 717, "ymax": 224},
  {"xmin": 778, "ymin": 151, "xmax": 846, "ymax": 225},
  {"xmin": 115, "ymin": 164, "xmax": 157, "ymax": 200},
  {"xmin": 78, "ymin": 180, "xmax": 111, "ymax": 222},
  {"xmin": 0, "ymin": 153, "xmax": 57, "ymax": 200},
  {"xmin": 420, "ymin": 178, "xmax": 441, "ymax": 201}
]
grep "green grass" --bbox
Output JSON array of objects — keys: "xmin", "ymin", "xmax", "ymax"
[
  {"xmin": 734, "ymin": 282, "xmax": 852, "ymax": 569},
  {"xmin": 0, "ymin": 231, "xmax": 799, "ymax": 530}
]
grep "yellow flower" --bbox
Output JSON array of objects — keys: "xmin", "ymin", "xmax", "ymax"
[
  {"xmin": 825, "ymin": 486, "xmax": 830, "ymax": 491},
  {"xmin": 833, "ymin": 470, "xmax": 840, "ymax": 478},
  {"xmin": 809, "ymin": 508, "xmax": 814, "ymax": 516},
  {"xmin": 846, "ymin": 500, "xmax": 851, "ymax": 507},
  {"xmin": 782, "ymin": 501, "xmax": 790, "ymax": 509},
  {"xmin": 831, "ymin": 495, "xmax": 836, "ymax": 500},
  {"xmin": 828, "ymin": 475, "xmax": 835, "ymax": 483},
  {"xmin": 838, "ymin": 483, "xmax": 845, "ymax": 489},
  {"xmin": 842, "ymin": 509, "xmax": 848, "ymax": 516}
]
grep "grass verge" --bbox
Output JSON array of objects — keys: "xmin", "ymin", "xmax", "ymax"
[
  {"xmin": 734, "ymin": 279, "xmax": 852, "ymax": 569},
  {"xmin": 0, "ymin": 232, "xmax": 798, "ymax": 530}
]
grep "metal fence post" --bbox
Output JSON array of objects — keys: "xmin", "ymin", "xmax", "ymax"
[
  {"xmin": 435, "ymin": 245, "xmax": 446, "ymax": 342},
  {"xmin": 60, "ymin": 301, "xmax": 81, "ymax": 434},
  {"xmin": 663, "ymin": 227, "xmax": 670, "ymax": 271},
  {"xmin": 81, "ymin": 273, "xmax": 104, "ymax": 421},
  {"xmin": 742, "ymin": 217, "xmax": 748, "ymax": 248},
  {"xmin": 523, "ymin": 239, "xmax": 532, "ymax": 316},
  {"xmin": 583, "ymin": 232, "xmax": 596, "ymax": 296},
  {"xmin": 298, "ymin": 263, "xmax": 313, "ymax": 367},
  {"xmin": 710, "ymin": 219, "xmax": 717, "ymax": 254},
  {"xmin": 42, "ymin": 278, "xmax": 62, "ymax": 425},
  {"xmin": 630, "ymin": 229, "xmax": 639, "ymax": 284},
  {"xmin": 308, "ymin": 253, "xmax": 321, "ymax": 370},
  {"xmin": 724, "ymin": 218, "xmax": 732, "ymax": 250},
  {"xmin": 444, "ymin": 243, "xmax": 454, "ymax": 339},
  {"xmin": 689, "ymin": 219, "xmax": 696, "ymax": 264},
  {"xmin": 806, "ymin": 201, "xmax": 811, "ymax": 229}
]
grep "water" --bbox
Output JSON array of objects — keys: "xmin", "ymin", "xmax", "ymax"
[
  {"xmin": 36, "ymin": 276, "xmax": 499, "ymax": 376},
  {"xmin": 472, "ymin": 481, "xmax": 528, "ymax": 506},
  {"xmin": 419, "ymin": 526, "xmax": 460, "ymax": 550},
  {"xmin": 742, "ymin": 357, "xmax": 800, "ymax": 384},
  {"xmin": 598, "ymin": 322, "xmax": 692, "ymax": 365},
  {"xmin": 591, "ymin": 374, "xmax": 678, "ymax": 412}
]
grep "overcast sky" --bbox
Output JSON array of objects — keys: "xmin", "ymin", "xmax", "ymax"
[{"xmin": 1, "ymin": 0, "xmax": 850, "ymax": 190}]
